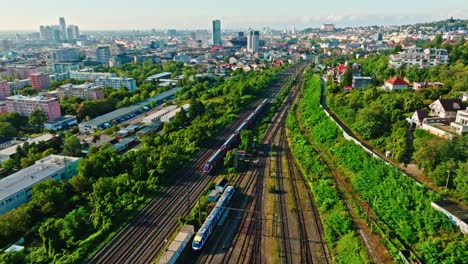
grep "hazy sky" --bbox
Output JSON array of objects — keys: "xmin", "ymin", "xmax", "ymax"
[{"xmin": 1, "ymin": 0, "xmax": 467, "ymax": 31}]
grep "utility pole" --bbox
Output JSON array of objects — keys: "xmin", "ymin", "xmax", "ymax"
[{"xmin": 445, "ymin": 171, "xmax": 451, "ymax": 192}]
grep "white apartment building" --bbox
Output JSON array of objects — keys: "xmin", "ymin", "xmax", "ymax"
[
  {"xmin": 69, "ymin": 70, "xmax": 115, "ymax": 81},
  {"xmin": 451, "ymin": 108, "xmax": 468, "ymax": 135},
  {"xmin": 389, "ymin": 48, "xmax": 449, "ymax": 68},
  {"xmin": 95, "ymin": 77, "xmax": 137, "ymax": 92}
]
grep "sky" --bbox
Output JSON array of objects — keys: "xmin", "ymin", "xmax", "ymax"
[{"xmin": 0, "ymin": 0, "xmax": 467, "ymax": 31}]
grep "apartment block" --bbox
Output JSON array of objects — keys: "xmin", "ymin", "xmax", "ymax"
[
  {"xmin": 5, "ymin": 95, "xmax": 61, "ymax": 121},
  {"xmin": 30, "ymin": 73, "xmax": 51, "ymax": 90},
  {"xmin": 57, "ymin": 83, "xmax": 104, "ymax": 100},
  {"xmin": 389, "ymin": 48, "xmax": 449, "ymax": 68},
  {"xmin": 95, "ymin": 77, "xmax": 137, "ymax": 92}
]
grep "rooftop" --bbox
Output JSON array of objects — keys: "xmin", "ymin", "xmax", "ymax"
[
  {"xmin": 0, "ymin": 155, "xmax": 80, "ymax": 201},
  {"xmin": 386, "ymin": 76, "xmax": 408, "ymax": 85},
  {"xmin": 6, "ymin": 95, "xmax": 57, "ymax": 102},
  {"xmin": 0, "ymin": 134, "xmax": 57, "ymax": 158},
  {"xmin": 59, "ymin": 82, "xmax": 102, "ymax": 89},
  {"xmin": 80, "ymin": 87, "xmax": 180, "ymax": 127},
  {"xmin": 146, "ymin": 72, "xmax": 172, "ymax": 80}
]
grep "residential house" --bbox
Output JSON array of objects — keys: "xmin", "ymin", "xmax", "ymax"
[
  {"xmin": 410, "ymin": 110, "xmax": 428, "ymax": 128},
  {"xmin": 384, "ymin": 76, "xmax": 408, "ymax": 90},
  {"xmin": 352, "ymin": 76, "xmax": 372, "ymax": 89},
  {"xmin": 429, "ymin": 98, "xmax": 465, "ymax": 119},
  {"xmin": 450, "ymin": 108, "xmax": 468, "ymax": 135},
  {"xmin": 413, "ymin": 82, "xmax": 444, "ymax": 91}
]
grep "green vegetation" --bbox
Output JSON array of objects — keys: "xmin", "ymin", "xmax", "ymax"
[
  {"xmin": 326, "ymin": 41, "xmax": 468, "ymax": 201},
  {"xmin": 287, "ymin": 97, "xmax": 370, "ymax": 263},
  {"xmin": 0, "ymin": 65, "xmax": 283, "ymax": 263},
  {"xmin": 296, "ymin": 73, "xmax": 467, "ymax": 263},
  {"xmin": 1, "ymin": 135, "xmax": 65, "ymax": 176}
]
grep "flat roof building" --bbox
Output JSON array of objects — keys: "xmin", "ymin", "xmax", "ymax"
[
  {"xmin": 0, "ymin": 80, "xmax": 10, "ymax": 100},
  {"xmin": 389, "ymin": 48, "xmax": 449, "ymax": 68},
  {"xmin": 95, "ymin": 77, "xmax": 137, "ymax": 92},
  {"xmin": 0, "ymin": 155, "xmax": 80, "ymax": 215},
  {"xmin": 69, "ymin": 70, "xmax": 115, "ymax": 81},
  {"xmin": 5, "ymin": 95, "xmax": 61, "ymax": 121},
  {"xmin": 29, "ymin": 73, "xmax": 51, "ymax": 90},
  {"xmin": 78, "ymin": 87, "xmax": 180, "ymax": 133},
  {"xmin": 44, "ymin": 115, "xmax": 78, "ymax": 131},
  {"xmin": 145, "ymin": 72, "xmax": 172, "ymax": 82},
  {"xmin": 57, "ymin": 82, "xmax": 104, "ymax": 100}
]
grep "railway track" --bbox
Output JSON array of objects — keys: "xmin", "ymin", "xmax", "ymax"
[
  {"xmin": 283, "ymin": 127, "xmax": 330, "ymax": 263},
  {"xmin": 87, "ymin": 65, "xmax": 303, "ymax": 264},
  {"xmin": 195, "ymin": 65, "xmax": 307, "ymax": 264}
]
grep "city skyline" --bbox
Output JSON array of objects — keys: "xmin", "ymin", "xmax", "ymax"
[{"xmin": 0, "ymin": 0, "xmax": 467, "ymax": 31}]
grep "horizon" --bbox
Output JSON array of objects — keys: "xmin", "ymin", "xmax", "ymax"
[
  {"xmin": 0, "ymin": 17, "xmax": 466, "ymax": 33},
  {"xmin": 0, "ymin": 0, "xmax": 467, "ymax": 31}
]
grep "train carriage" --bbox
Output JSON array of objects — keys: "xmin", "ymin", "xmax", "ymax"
[{"xmin": 192, "ymin": 186, "xmax": 235, "ymax": 251}]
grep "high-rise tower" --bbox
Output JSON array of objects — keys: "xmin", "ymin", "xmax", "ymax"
[
  {"xmin": 212, "ymin": 20, "xmax": 221, "ymax": 46},
  {"xmin": 59, "ymin": 17, "xmax": 67, "ymax": 40},
  {"xmin": 247, "ymin": 30, "xmax": 260, "ymax": 53}
]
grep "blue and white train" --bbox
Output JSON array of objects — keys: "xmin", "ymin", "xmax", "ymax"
[
  {"xmin": 203, "ymin": 99, "xmax": 268, "ymax": 173},
  {"xmin": 192, "ymin": 186, "xmax": 235, "ymax": 251}
]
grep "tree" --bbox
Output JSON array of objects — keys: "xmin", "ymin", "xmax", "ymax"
[
  {"xmin": 341, "ymin": 67, "xmax": 352, "ymax": 86},
  {"xmin": 0, "ymin": 112, "xmax": 27, "ymax": 131},
  {"xmin": 29, "ymin": 109, "xmax": 47, "ymax": 132},
  {"xmin": 188, "ymin": 99, "xmax": 205, "ymax": 119},
  {"xmin": 432, "ymin": 34, "xmax": 443, "ymax": 48},
  {"xmin": 392, "ymin": 44, "xmax": 403, "ymax": 54},
  {"xmin": 62, "ymin": 134, "xmax": 82, "ymax": 157},
  {"xmin": 224, "ymin": 149, "xmax": 238, "ymax": 172},
  {"xmin": 0, "ymin": 122, "xmax": 18, "ymax": 139},
  {"xmin": 30, "ymin": 180, "xmax": 66, "ymax": 215},
  {"xmin": 239, "ymin": 130, "xmax": 254, "ymax": 152}
]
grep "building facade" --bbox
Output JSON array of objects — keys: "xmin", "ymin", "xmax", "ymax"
[
  {"xmin": 389, "ymin": 48, "xmax": 449, "ymax": 68},
  {"xmin": 6, "ymin": 66, "xmax": 38, "ymax": 79},
  {"xmin": 0, "ymin": 155, "xmax": 80, "ymax": 215},
  {"xmin": 0, "ymin": 80, "xmax": 10, "ymax": 100},
  {"xmin": 44, "ymin": 115, "xmax": 78, "ymax": 131},
  {"xmin": 450, "ymin": 108, "xmax": 468, "ymax": 135},
  {"xmin": 59, "ymin": 17, "xmax": 67, "ymax": 41},
  {"xmin": 5, "ymin": 95, "xmax": 61, "ymax": 121},
  {"xmin": 247, "ymin": 30, "xmax": 260, "ymax": 53},
  {"xmin": 69, "ymin": 70, "xmax": 114, "ymax": 81},
  {"xmin": 96, "ymin": 46, "xmax": 111, "ymax": 67},
  {"xmin": 54, "ymin": 48, "xmax": 81, "ymax": 62},
  {"xmin": 384, "ymin": 76, "xmax": 409, "ymax": 90},
  {"xmin": 29, "ymin": 73, "xmax": 51, "ymax": 90},
  {"xmin": 95, "ymin": 77, "xmax": 137, "ymax": 91},
  {"xmin": 212, "ymin": 20, "xmax": 221, "ymax": 46},
  {"xmin": 57, "ymin": 83, "xmax": 105, "ymax": 100}
]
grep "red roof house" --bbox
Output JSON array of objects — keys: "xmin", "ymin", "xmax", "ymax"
[{"xmin": 384, "ymin": 76, "xmax": 409, "ymax": 90}]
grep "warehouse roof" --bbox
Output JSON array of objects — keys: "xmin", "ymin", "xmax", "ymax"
[
  {"xmin": 0, "ymin": 155, "xmax": 79, "ymax": 201},
  {"xmin": 79, "ymin": 87, "xmax": 180, "ymax": 128}
]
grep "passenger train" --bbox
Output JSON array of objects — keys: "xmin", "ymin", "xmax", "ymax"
[
  {"xmin": 203, "ymin": 99, "xmax": 268, "ymax": 173},
  {"xmin": 192, "ymin": 186, "xmax": 235, "ymax": 251}
]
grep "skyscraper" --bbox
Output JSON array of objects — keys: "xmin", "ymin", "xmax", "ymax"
[
  {"xmin": 212, "ymin": 20, "xmax": 221, "ymax": 46},
  {"xmin": 59, "ymin": 17, "xmax": 67, "ymax": 40},
  {"xmin": 247, "ymin": 30, "xmax": 260, "ymax": 53}
]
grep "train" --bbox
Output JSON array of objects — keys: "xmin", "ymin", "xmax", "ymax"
[
  {"xmin": 203, "ymin": 99, "xmax": 268, "ymax": 173},
  {"xmin": 192, "ymin": 186, "xmax": 235, "ymax": 251}
]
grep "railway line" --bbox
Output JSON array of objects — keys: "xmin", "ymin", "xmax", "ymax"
[
  {"xmin": 87, "ymin": 64, "xmax": 304, "ymax": 264},
  {"xmin": 195, "ymin": 64, "xmax": 328, "ymax": 264}
]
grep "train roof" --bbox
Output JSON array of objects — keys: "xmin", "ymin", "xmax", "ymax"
[
  {"xmin": 207, "ymin": 149, "xmax": 223, "ymax": 163},
  {"xmin": 223, "ymin": 134, "xmax": 236, "ymax": 146}
]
